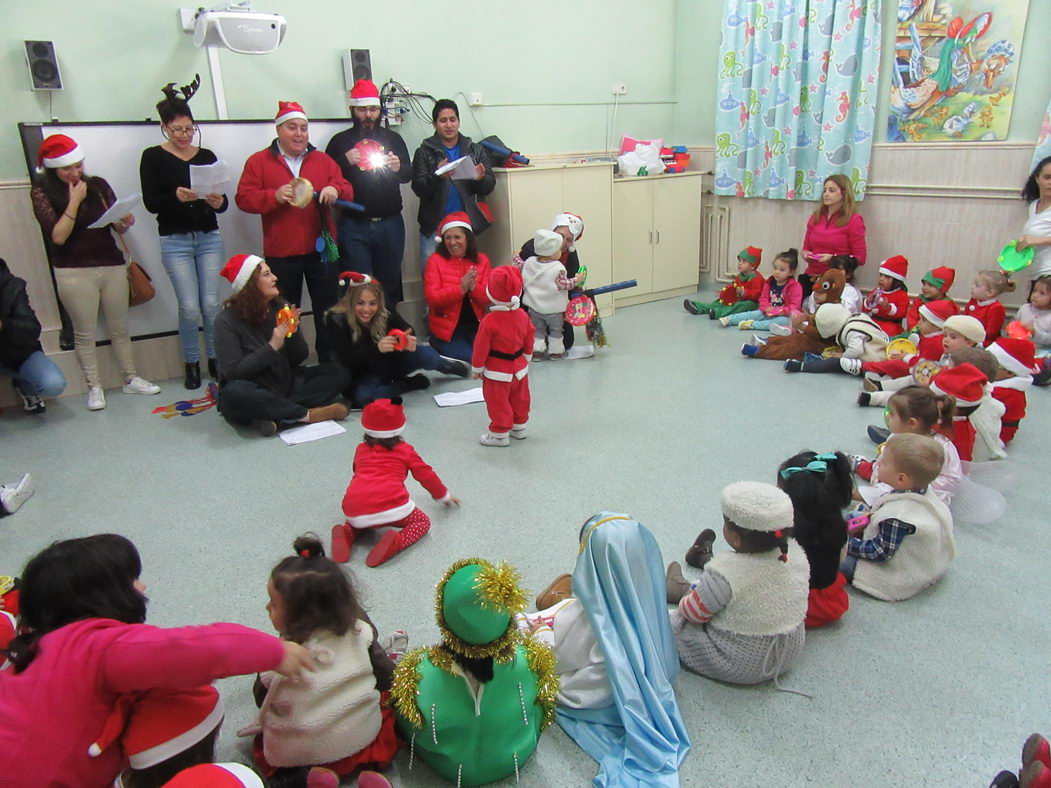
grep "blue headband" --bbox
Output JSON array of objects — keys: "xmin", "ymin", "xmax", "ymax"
[{"xmin": 779, "ymin": 453, "xmax": 839, "ymax": 480}]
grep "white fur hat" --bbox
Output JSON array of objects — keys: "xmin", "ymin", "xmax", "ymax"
[
  {"xmin": 533, "ymin": 229, "xmax": 563, "ymax": 257},
  {"xmin": 720, "ymin": 481, "xmax": 794, "ymax": 533},
  {"xmin": 814, "ymin": 303, "xmax": 850, "ymax": 339},
  {"xmin": 942, "ymin": 315, "xmax": 985, "ymax": 345}
]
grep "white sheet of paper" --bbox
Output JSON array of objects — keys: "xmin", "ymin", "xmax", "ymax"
[
  {"xmin": 87, "ymin": 193, "xmax": 142, "ymax": 229},
  {"xmin": 278, "ymin": 420, "xmax": 346, "ymax": 445},
  {"xmin": 433, "ymin": 387, "xmax": 485, "ymax": 407},
  {"xmin": 434, "ymin": 155, "xmax": 477, "ymax": 180},
  {"xmin": 566, "ymin": 344, "xmax": 595, "ymax": 359},
  {"xmin": 189, "ymin": 159, "xmax": 231, "ymax": 196}
]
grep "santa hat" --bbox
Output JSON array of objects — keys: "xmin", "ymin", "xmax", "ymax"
[
  {"xmin": 917, "ymin": 299, "xmax": 957, "ymax": 328},
  {"xmin": 930, "ymin": 363, "xmax": 987, "ymax": 407},
  {"xmin": 879, "ymin": 255, "xmax": 909, "ymax": 282},
  {"xmin": 989, "ymin": 337, "xmax": 1038, "ymax": 377},
  {"xmin": 436, "ymin": 212, "xmax": 473, "ymax": 242},
  {"xmin": 348, "ymin": 79, "xmax": 381, "ymax": 107},
  {"xmin": 220, "ymin": 254, "xmax": 265, "ymax": 294},
  {"xmin": 362, "ymin": 397, "xmax": 405, "ymax": 438},
  {"xmin": 275, "ymin": 101, "xmax": 307, "ymax": 126},
  {"xmin": 88, "ymin": 685, "xmax": 223, "ymax": 768},
  {"xmin": 737, "ymin": 246, "xmax": 762, "ymax": 268},
  {"xmin": 943, "ymin": 315, "xmax": 985, "ymax": 345},
  {"xmin": 922, "ymin": 266, "xmax": 956, "ymax": 293},
  {"xmin": 551, "ymin": 212, "xmax": 584, "ymax": 248},
  {"xmin": 162, "ymin": 763, "xmax": 264, "ymax": 787},
  {"xmin": 37, "ymin": 134, "xmax": 84, "ymax": 170},
  {"xmin": 337, "ymin": 271, "xmax": 373, "ymax": 288},
  {"xmin": 533, "ymin": 229, "xmax": 563, "ymax": 257},
  {"xmin": 720, "ymin": 481, "xmax": 794, "ymax": 533},
  {"xmin": 485, "ymin": 265, "xmax": 522, "ymax": 311},
  {"xmin": 814, "ymin": 303, "xmax": 850, "ymax": 338}
]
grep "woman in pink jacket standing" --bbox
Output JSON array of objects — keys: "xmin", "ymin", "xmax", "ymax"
[{"xmin": 800, "ymin": 174, "xmax": 867, "ymax": 299}]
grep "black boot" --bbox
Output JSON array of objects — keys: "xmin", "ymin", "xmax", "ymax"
[
  {"xmin": 207, "ymin": 358, "xmax": 218, "ymax": 380},
  {"xmin": 394, "ymin": 374, "xmax": 431, "ymax": 393},
  {"xmin": 184, "ymin": 362, "xmax": 201, "ymax": 390}
]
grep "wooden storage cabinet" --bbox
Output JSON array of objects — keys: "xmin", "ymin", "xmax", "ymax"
[{"xmin": 612, "ymin": 173, "xmax": 702, "ymax": 306}]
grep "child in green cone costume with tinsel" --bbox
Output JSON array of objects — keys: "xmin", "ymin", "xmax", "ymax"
[
  {"xmin": 684, "ymin": 246, "xmax": 764, "ymax": 318},
  {"xmin": 391, "ymin": 558, "xmax": 558, "ymax": 787}
]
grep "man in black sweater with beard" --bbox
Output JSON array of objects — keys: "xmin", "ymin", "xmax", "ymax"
[{"xmin": 326, "ymin": 79, "xmax": 412, "ymax": 306}]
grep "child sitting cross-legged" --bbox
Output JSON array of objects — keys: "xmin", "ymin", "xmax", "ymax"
[
  {"xmin": 719, "ymin": 248, "xmax": 803, "ymax": 332},
  {"xmin": 842, "ymin": 433, "xmax": 955, "ymax": 602},
  {"xmin": 684, "ymin": 246, "xmax": 764, "ymax": 318}
]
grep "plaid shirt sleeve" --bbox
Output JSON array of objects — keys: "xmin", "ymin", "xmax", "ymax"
[{"xmin": 847, "ymin": 518, "xmax": 917, "ymax": 562}]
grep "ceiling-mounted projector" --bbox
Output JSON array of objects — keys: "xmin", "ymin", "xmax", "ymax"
[{"xmin": 193, "ymin": 1, "xmax": 287, "ymax": 54}]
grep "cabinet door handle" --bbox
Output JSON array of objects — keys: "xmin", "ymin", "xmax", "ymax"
[
  {"xmin": 649, "ymin": 230, "xmax": 653, "ymax": 245},
  {"xmin": 656, "ymin": 230, "xmax": 660, "ymax": 244}
]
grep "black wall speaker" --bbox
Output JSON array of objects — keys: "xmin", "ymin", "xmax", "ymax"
[
  {"xmin": 342, "ymin": 48, "xmax": 372, "ymax": 90},
  {"xmin": 25, "ymin": 40, "xmax": 63, "ymax": 91}
]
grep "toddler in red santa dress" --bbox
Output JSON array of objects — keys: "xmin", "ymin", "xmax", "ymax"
[
  {"xmin": 471, "ymin": 265, "xmax": 534, "ymax": 447},
  {"xmin": 332, "ymin": 397, "xmax": 460, "ymax": 566}
]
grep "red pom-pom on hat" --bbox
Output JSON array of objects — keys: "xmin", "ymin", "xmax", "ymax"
[
  {"xmin": 362, "ymin": 397, "xmax": 406, "ymax": 438},
  {"xmin": 879, "ymin": 255, "xmax": 909, "ymax": 282},
  {"xmin": 220, "ymin": 254, "xmax": 265, "ymax": 294},
  {"xmin": 37, "ymin": 134, "xmax": 84, "ymax": 170},
  {"xmin": 349, "ymin": 79, "xmax": 381, "ymax": 107},
  {"xmin": 275, "ymin": 101, "xmax": 307, "ymax": 126}
]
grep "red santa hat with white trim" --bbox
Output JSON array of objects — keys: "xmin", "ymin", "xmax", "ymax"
[
  {"xmin": 436, "ymin": 212, "xmax": 473, "ymax": 243},
  {"xmin": 275, "ymin": 100, "xmax": 308, "ymax": 127},
  {"xmin": 930, "ymin": 363, "xmax": 987, "ymax": 407},
  {"xmin": 88, "ymin": 685, "xmax": 224, "ymax": 768},
  {"xmin": 337, "ymin": 271, "xmax": 374, "ymax": 288},
  {"xmin": 878, "ymin": 255, "xmax": 909, "ymax": 283},
  {"xmin": 362, "ymin": 397, "xmax": 405, "ymax": 438},
  {"xmin": 37, "ymin": 134, "xmax": 84, "ymax": 171},
  {"xmin": 162, "ymin": 763, "xmax": 264, "ymax": 787},
  {"xmin": 220, "ymin": 254, "xmax": 265, "ymax": 294},
  {"xmin": 917, "ymin": 299, "xmax": 957, "ymax": 328},
  {"xmin": 486, "ymin": 265, "xmax": 522, "ymax": 311},
  {"xmin": 348, "ymin": 79, "xmax": 381, "ymax": 107},
  {"xmin": 989, "ymin": 337, "xmax": 1038, "ymax": 377}
]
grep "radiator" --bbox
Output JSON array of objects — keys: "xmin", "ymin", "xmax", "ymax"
[{"xmin": 703, "ymin": 203, "xmax": 732, "ymax": 280}]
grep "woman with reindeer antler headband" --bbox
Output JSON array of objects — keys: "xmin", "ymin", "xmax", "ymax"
[{"xmin": 139, "ymin": 75, "xmax": 229, "ymax": 391}]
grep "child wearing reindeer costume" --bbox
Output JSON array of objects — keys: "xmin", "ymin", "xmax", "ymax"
[{"xmin": 471, "ymin": 266, "xmax": 534, "ymax": 447}]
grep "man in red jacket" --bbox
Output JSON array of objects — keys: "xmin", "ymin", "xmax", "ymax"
[{"xmin": 236, "ymin": 101, "xmax": 353, "ymax": 360}]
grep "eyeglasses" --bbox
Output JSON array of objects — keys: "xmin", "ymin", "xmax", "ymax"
[{"xmin": 167, "ymin": 125, "xmax": 195, "ymax": 136}]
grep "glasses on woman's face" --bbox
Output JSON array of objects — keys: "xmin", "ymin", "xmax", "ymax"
[{"xmin": 167, "ymin": 124, "xmax": 195, "ymax": 136}]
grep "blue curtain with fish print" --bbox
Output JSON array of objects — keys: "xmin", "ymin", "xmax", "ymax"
[{"xmin": 714, "ymin": 0, "xmax": 881, "ymax": 200}]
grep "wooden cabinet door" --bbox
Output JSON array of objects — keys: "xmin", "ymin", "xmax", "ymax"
[
  {"xmin": 651, "ymin": 176, "xmax": 701, "ymax": 292},
  {"xmin": 564, "ymin": 165, "xmax": 614, "ymax": 310},
  {"xmin": 612, "ymin": 179, "xmax": 654, "ymax": 295}
]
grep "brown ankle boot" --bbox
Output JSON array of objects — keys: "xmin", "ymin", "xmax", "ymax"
[
  {"xmin": 535, "ymin": 573, "xmax": 573, "ymax": 610},
  {"xmin": 306, "ymin": 402, "xmax": 349, "ymax": 423},
  {"xmin": 685, "ymin": 529, "xmax": 716, "ymax": 569},
  {"xmin": 666, "ymin": 561, "xmax": 691, "ymax": 603}
]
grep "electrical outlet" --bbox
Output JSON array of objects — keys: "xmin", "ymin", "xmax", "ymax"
[
  {"xmin": 468, "ymin": 92, "xmax": 483, "ymax": 106},
  {"xmin": 611, "ymin": 83, "xmax": 627, "ymax": 96}
]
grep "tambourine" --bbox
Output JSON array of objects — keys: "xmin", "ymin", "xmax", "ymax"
[
  {"xmin": 565, "ymin": 295, "xmax": 596, "ymax": 327},
  {"xmin": 912, "ymin": 359, "xmax": 941, "ymax": 387},
  {"xmin": 997, "ymin": 240, "xmax": 1034, "ymax": 273},
  {"xmin": 885, "ymin": 338, "xmax": 918, "ymax": 359},
  {"xmin": 356, "ymin": 139, "xmax": 387, "ymax": 171},
  {"xmin": 277, "ymin": 306, "xmax": 299, "ymax": 338},
  {"xmin": 289, "ymin": 177, "xmax": 314, "ymax": 208},
  {"xmin": 387, "ymin": 328, "xmax": 410, "ymax": 351},
  {"xmin": 1006, "ymin": 320, "xmax": 1033, "ymax": 340}
]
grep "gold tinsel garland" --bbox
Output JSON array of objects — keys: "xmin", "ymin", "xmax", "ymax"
[
  {"xmin": 475, "ymin": 560, "xmax": 528, "ymax": 616},
  {"xmin": 434, "ymin": 557, "xmax": 523, "ymax": 662},
  {"xmin": 522, "ymin": 634, "xmax": 560, "ymax": 730},
  {"xmin": 390, "ymin": 647, "xmax": 427, "ymax": 729}
]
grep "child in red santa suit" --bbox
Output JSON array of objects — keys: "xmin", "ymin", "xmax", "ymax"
[
  {"xmin": 862, "ymin": 255, "xmax": 910, "ymax": 336},
  {"xmin": 987, "ymin": 337, "xmax": 1038, "ymax": 445},
  {"xmin": 964, "ymin": 270, "xmax": 1014, "ymax": 346},
  {"xmin": 472, "ymin": 265, "xmax": 534, "ymax": 447},
  {"xmin": 333, "ymin": 397, "xmax": 460, "ymax": 566}
]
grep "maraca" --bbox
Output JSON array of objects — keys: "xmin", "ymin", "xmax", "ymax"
[{"xmin": 277, "ymin": 306, "xmax": 299, "ymax": 338}]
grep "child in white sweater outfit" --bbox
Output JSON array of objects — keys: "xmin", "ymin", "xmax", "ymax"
[{"xmin": 519, "ymin": 228, "xmax": 581, "ymax": 358}]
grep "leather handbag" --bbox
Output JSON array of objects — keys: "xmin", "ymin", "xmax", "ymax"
[{"xmin": 117, "ymin": 234, "xmax": 155, "ymax": 306}]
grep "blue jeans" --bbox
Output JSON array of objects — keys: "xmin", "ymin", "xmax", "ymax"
[
  {"xmin": 338, "ymin": 215, "xmax": 406, "ymax": 305},
  {"xmin": 350, "ymin": 346, "xmax": 446, "ymax": 405},
  {"xmin": 726, "ymin": 310, "xmax": 790, "ymax": 331},
  {"xmin": 428, "ymin": 323, "xmax": 477, "ymax": 363},
  {"xmin": 419, "ymin": 232, "xmax": 437, "ymax": 274},
  {"xmin": 159, "ymin": 230, "xmax": 224, "ymax": 362},
  {"xmin": 0, "ymin": 351, "xmax": 66, "ymax": 398}
]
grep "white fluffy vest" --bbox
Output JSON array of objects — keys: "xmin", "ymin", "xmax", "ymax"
[
  {"xmin": 521, "ymin": 257, "xmax": 568, "ymax": 314},
  {"xmin": 705, "ymin": 541, "xmax": 810, "ymax": 636},
  {"xmin": 838, "ymin": 314, "xmax": 888, "ymax": 361}
]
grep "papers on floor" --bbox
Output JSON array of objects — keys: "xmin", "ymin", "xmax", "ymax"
[
  {"xmin": 434, "ymin": 155, "xmax": 478, "ymax": 179},
  {"xmin": 566, "ymin": 344, "xmax": 595, "ymax": 359},
  {"xmin": 189, "ymin": 159, "xmax": 231, "ymax": 195},
  {"xmin": 433, "ymin": 387, "xmax": 485, "ymax": 407},
  {"xmin": 88, "ymin": 193, "xmax": 142, "ymax": 229},
  {"xmin": 279, "ymin": 420, "xmax": 346, "ymax": 445}
]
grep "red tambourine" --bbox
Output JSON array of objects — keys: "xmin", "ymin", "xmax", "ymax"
[
  {"xmin": 565, "ymin": 295, "xmax": 595, "ymax": 327},
  {"xmin": 387, "ymin": 328, "xmax": 410, "ymax": 351}
]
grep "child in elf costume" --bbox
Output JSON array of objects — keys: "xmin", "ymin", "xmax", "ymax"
[
  {"xmin": 684, "ymin": 246, "xmax": 764, "ymax": 318},
  {"xmin": 391, "ymin": 559, "xmax": 557, "ymax": 787},
  {"xmin": 904, "ymin": 266, "xmax": 957, "ymax": 332}
]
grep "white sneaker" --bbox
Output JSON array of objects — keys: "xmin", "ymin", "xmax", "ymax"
[
  {"xmin": 479, "ymin": 432, "xmax": 510, "ymax": 447},
  {"xmin": 86, "ymin": 387, "xmax": 107, "ymax": 411},
  {"xmin": 718, "ymin": 317, "xmax": 730, "ymax": 327},
  {"xmin": 752, "ymin": 334, "xmax": 768, "ymax": 347},
  {"xmin": 0, "ymin": 473, "xmax": 34, "ymax": 515},
  {"xmin": 122, "ymin": 376, "xmax": 160, "ymax": 395},
  {"xmin": 510, "ymin": 425, "xmax": 527, "ymax": 440},
  {"xmin": 770, "ymin": 323, "xmax": 793, "ymax": 336}
]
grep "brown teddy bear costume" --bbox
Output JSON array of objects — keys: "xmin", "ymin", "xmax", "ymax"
[{"xmin": 752, "ymin": 269, "xmax": 846, "ymax": 361}]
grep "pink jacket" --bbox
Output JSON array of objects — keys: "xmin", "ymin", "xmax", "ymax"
[
  {"xmin": 0, "ymin": 618, "xmax": 284, "ymax": 787},
  {"xmin": 802, "ymin": 211, "xmax": 867, "ymax": 275},
  {"xmin": 758, "ymin": 278, "xmax": 803, "ymax": 317}
]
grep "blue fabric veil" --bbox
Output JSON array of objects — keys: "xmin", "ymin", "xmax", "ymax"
[{"xmin": 557, "ymin": 512, "xmax": 691, "ymax": 787}]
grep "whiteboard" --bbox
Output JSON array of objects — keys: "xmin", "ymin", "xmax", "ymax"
[{"xmin": 24, "ymin": 119, "xmax": 359, "ymax": 339}]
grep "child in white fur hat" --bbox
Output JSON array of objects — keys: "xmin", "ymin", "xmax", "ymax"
[
  {"xmin": 665, "ymin": 481, "xmax": 810, "ymax": 690},
  {"xmin": 518, "ymin": 228, "xmax": 582, "ymax": 358}
]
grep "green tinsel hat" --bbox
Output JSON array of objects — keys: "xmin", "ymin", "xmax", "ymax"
[{"xmin": 435, "ymin": 558, "xmax": 527, "ymax": 662}]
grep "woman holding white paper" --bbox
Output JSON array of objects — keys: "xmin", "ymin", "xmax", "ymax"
[
  {"xmin": 30, "ymin": 134, "xmax": 160, "ymax": 411},
  {"xmin": 140, "ymin": 81, "xmax": 229, "ymax": 389}
]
